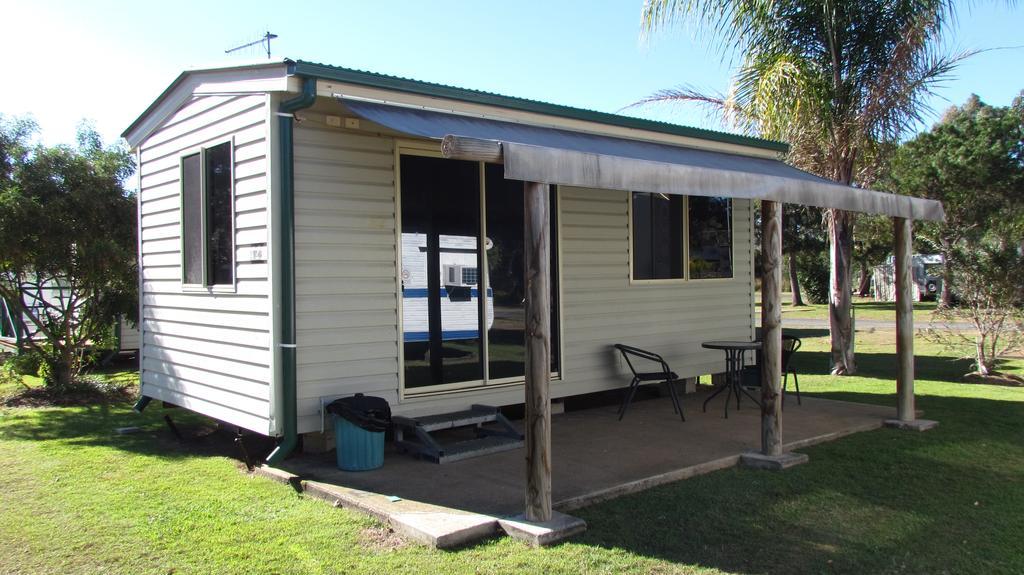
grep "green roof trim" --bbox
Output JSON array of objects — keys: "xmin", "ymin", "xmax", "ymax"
[{"xmin": 288, "ymin": 60, "xmax": 789, "ymax": 154}]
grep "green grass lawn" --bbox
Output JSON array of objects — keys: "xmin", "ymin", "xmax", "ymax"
[
  {"xmin": 756, "ymin": 293, "xmax": 939, "ymax": 322},
  {"xmin": 1, "ymin": 336, "xmax": 1022, "ymax": 574}
]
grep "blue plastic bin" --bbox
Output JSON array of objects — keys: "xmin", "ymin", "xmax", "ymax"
[{"xmin": 334, "ymin": 416, "xmax": 384, "ymax": 471}]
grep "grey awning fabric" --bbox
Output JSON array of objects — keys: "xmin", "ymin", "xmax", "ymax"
[{"xmin": 341, "ymin": 97, "xmax": 944, "ymax": 221}]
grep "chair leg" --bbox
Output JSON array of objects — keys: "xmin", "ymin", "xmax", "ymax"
[
  {"xmin": 667, "ymin": 379, "xmax": 685, "ymax": 422},
  {"xmin": 618, "ymin": 377, "xmax": 641, "ymax": 421},
  {"xmin": 782, "ymin": 372, "xmax": 787, "ymax": 411},
  {"xmin": 792, "ymin": 371, "xmax": 801, "ymax": 405}
]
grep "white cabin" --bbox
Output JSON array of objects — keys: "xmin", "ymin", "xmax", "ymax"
[{"xmin": 123, "ymin": 59, "xmax": 778, "ymax": 448}]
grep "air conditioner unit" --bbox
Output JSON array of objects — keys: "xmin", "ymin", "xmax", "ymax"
[{"xmin": 442, "ymin": 265, "xmax": 478, "ymax": 287}]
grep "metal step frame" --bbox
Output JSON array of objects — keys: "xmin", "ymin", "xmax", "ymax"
[{"xmin": 392, "ymin": 404, "xmax": 524, "ymax": 464}]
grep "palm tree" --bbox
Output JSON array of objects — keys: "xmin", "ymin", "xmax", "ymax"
[{"xmin": 639, "ymin": 0, "xmax": 971, "ymax": 374}]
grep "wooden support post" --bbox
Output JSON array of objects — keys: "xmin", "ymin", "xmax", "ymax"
[
  {"xmin": 523, "ymin": 181, "xmax": 552, "ymax": 523},
  {"xmin": 760, "ymin": 200, "xmax": 784, "ymax": 456},
  {"xmin": 894, "ymin": 217, "xmax": 915, "ymax": 421},
  {"xmin": 884, "ymin": 218, "xmax": 938, "ymax": 432}
]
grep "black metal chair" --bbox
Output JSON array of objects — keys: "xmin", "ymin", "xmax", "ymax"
[
  {"xmin": 781, "ymin": 335, "xmax": 802, "ymax": 406},
  {"xmin": 613, "ymin": 344, "xmax": 684, "ymax": 422},
  {"xmin": 740, "ymin": 334, "xmax": 802, "ymax": 407}
]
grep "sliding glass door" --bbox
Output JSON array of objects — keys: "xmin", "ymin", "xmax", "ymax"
[{"xmin": 399, "ymin": 154, "xmax": 559, "ymax": 393}]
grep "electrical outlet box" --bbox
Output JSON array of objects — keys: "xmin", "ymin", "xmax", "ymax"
[
  {"xmin": 325, "ymin": 115, "xmax": 342, "ymax": 128},
  {"xmin": 344, "ymin": 117, "xmax": 360, "ymax": 129}
]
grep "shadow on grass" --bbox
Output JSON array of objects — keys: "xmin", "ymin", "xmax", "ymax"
[
  {"xmin": 573, "ymin": 391, "xmax": 1024, "ymax": 574},
  {"xmin": 789, "ymin": 349, "xmax": 975, "ymax": 384},
  {"xmin": 0, "ymin": 399, "xmax": 272, "ymax": 464},
  {"xmin": 853, "ymin": 300, "xmax": 936, "ymax": 312},
  {"xmin": 1, "ymin": 354, "xmax": 276, "ymax": 463}
]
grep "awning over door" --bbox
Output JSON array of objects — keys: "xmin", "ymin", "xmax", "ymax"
[{"xmin": 341, "ymin": 97, "xmax": 944, "ymax": 221}]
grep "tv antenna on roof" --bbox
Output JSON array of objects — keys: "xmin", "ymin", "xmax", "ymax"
[{"xmin": 225, "ymin": 31, "xmax": 278, "ymax": 59}]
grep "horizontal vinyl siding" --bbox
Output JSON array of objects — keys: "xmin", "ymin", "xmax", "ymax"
[
  {"xmin": 286, "ymin": 118, "xmax": 755, "ymax": 425},
  {"xmin": 137, "ymin": 94, "xmax": 273, "ymax": 434},
  {"xmin": 293, "ymin": 117, "xmax": 399, "ymax": 434},
  {"xmin": 555, "ymin": 186, "xmax": 755, "ymax": 398}
]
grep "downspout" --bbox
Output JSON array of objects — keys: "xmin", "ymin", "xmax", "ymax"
[
  {"xmin": 265, "ymin": 77, "xmax": 317, "ymax": 465},
  {"xmin": 133, "ymin": 146, "xmax": 150, "ymax": 414}
]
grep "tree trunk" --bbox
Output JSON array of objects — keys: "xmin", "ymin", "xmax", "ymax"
[
  {"xmin": 857, "ymin": 265, "xmax": 871, "ymax": 297},
  {"xmin": 45, "ymin": 352, "xmax": 74, "ymax": 390},
  {"xmin": 828, "ymin": 209, "xmax": 856, "ymax": 375},
  {"xmin": 976, "ymin": 336, "xmax": 991, "ymax": 376},
  {"xmin": 788, "ymin": 251, "xmax": 805, "ymax": 306},
  {"xmin": 939, "ymin": 237, "xmax": 954, "ymax": 308}
]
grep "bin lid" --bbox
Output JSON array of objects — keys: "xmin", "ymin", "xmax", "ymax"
[{"xmin": 327, "ymin": 394, "xmax": 391, "ymax": 433}]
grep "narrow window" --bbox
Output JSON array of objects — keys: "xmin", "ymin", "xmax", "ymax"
[
  {"xmin": 205, "ymin": 142, "xmax": 234, "ymax": 286},
  {"xmin": 631, "ymin": 192, "xmax": 684, "ymax": 280},
  {"xmin": 688, "ymin": 196, "xmax": 733, "ymax": 279},
  {"xmin": 181, "ymin": 153, "xmax": 204, "ymax": 285},
  {"xmin": 180, "ymin": 142, "xmax": 234, "ymax": 287}
]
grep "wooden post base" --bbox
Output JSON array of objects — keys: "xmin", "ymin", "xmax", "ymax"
[
  {"xmin": 740, "ymin": 451, "xmax": 809, "ymax": 471},
  {"xmin": 884, "ymin": 419, "xmax": 938, "ymax": 432},
  {"xmin": 499, "ymin": 511, "xmax": 587, "ymax": 546}
]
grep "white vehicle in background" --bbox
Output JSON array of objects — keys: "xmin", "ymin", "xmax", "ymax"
[
  {"xmin": 873, "ymin": 253, "xmax": 944, "ymax": 302},
  {"xmin": 911, "ymin": 254, "xmax": 944, "ymax": 300},
  {"xmin": 401, "ymin": 233, "xmax": 494, "ymax": 342}
]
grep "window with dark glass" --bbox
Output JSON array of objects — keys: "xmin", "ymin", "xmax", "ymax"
[
  {"xmin": 688, "ymin": 196, "xmax": 733, "ymax": 279},
  {"xmin": 181, "ymin": 141, "xmax": 234, "ymax": 287},
  {"xmin": 484, "ymin": 163, "xmax": 560, "ymax": 380},
  {"xmin": 181, "ymin": 153, "xmax": 204, "ymax": 285},
  {"xmin": 399, "ymin": 156, "xmax": 560, "ymax": 390},
  {"xmin": 400, "ymin": 155, "xmax": 483, "ymax": 389},
  {"xmin": 631, "ymin": 192, "xmax": 684, "ymax": 280}
]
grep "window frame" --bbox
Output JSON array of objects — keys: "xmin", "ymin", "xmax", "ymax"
[
  {"xmin": 395, "ymin": 142, "xmax": 564, "ymax": 400},
  {"xmin": 178, "ymin": 138, "xmax": 237, "ymax": 293},
  {"xmin": 628, "ymin": 192, "xmax": 736, "ymax": 284}
]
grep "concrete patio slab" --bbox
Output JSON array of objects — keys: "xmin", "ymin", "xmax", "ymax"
[
  {"xmin": 302, "ymin": 480, "xmax": 500, "ymax": 548},
  {"xmin": 264, "ymin": 390, "xmax": 897, "ymax": 548}
]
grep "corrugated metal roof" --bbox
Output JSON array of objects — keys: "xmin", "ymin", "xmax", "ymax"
[{"xmin": 290, "ymin": 59, "xmax": 789, "ymax": 153}]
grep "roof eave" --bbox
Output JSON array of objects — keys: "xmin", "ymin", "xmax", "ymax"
[{"xmin": 122, "ymin": 60, "xmax": 292, "ymax": 145}]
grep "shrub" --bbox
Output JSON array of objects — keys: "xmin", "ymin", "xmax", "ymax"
[{"xmin": 6, "ymin": 351, "xmax": 41, "ymax": 376}]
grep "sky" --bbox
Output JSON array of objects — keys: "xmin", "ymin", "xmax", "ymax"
[{"xmin": 1, "ymin": 0, "xmax": 1021, "ymax": 148}]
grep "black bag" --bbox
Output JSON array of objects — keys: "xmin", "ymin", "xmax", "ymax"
[{"xmin": 326, "ymin": 394, "xmax": 391, "ymax": 433}]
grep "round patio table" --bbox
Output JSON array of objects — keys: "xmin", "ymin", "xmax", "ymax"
[{"xmin": 701, "ymin": 340, "xmax": 763, "ymax": 418}]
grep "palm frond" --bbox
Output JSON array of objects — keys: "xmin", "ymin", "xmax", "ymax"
[
  {"xmin": 623, "ymin": 85, "xmax": 741, "ymax": 130},
  {"xmin": 638, "ymin": 0, "xmax": 982, "ymax": 186}
]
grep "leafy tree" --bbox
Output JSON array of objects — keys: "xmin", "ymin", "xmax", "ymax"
[
  {"xmin": 926, "ymin": 242, "xmax": 1023, "ymax": 379},
  {"xmin": 892, "ymin": 93, "xmax": 1024, "ymax": 378},
  {"xmin": 888, "ymin": 93, "xmax": 1024, "ymax": 306},
  {"xmin": 0, "ymin": 117, "xmax": 136, "ymax": 389},
  {"xmin": 640, "ymin": 0, "xmax": 971, "ymax": 374},
  {"xmin": 783, "ymin": 204, "xmax": 826, "ymax": 305}
]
